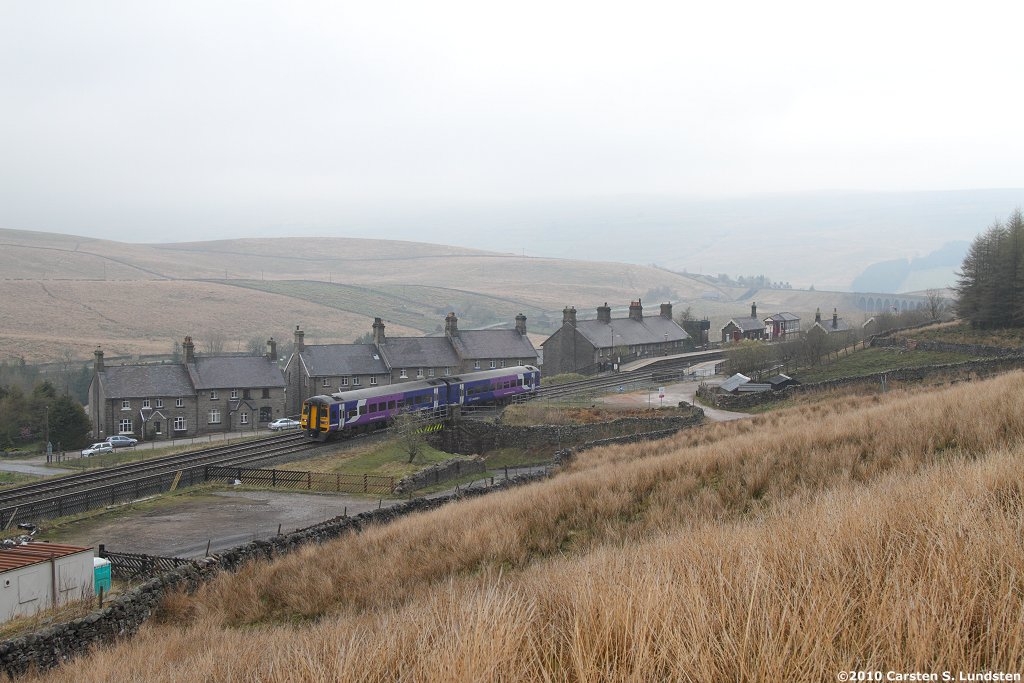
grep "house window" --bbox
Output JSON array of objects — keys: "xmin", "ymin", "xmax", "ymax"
[
  {"xmin": 369, "ymin": 376, "xmax": 378, "ymax": 385},
  {"xmin": 230, "ymin": 389, "xmax": 239, "ymax": 399},
  {"xmin": 155, "ymin": 398, "xmax": 164, "ymax": 408},
  {"xmin": 474, "ymin": 361, "xmax": 481, "ymax": 369},
  {"xmin": 500, "ymin": 360, "xmax": 506, "ymax": 368},
  {"xmin": 259, "ymin": 407, "xmax": 272, "ymax": 422},
  {"xmin": 445, "ymin": 367, "xmax": 451, "ymax": 376},
  {"xmin": 322, "ymin": 378, "xmax": 330, "ymax": 387},
  {"xmin": 142, "ymin": 399, "xmax": 150, "ymax": 409},
  {"xmin": 173, "ymin": 416, "xmax": 187, "ymax": 432},
  {"xmin": 154, "ymin": 421, "xmax": 162, "ymax": 435},
  {"xmin": 416, "ymin": 368, "xmax": 424, "ymax": 378},
  {"xmin": 240, "ymin": 412, "xmax": 249, "ymax": 425},
  {"xmin": 119, "ymin": 418, "xmax": 132, "ymax": 433},
  {"xmin": 399, "ymin": 369, "xmax": 408, "ymax": 378},
  {"xmin": 208, "ymin": 409, "xmax": 221, "ymax": 424},
  {"xmin": 209, "ymin": 391, "xmax": 218, "ymax": 400},
  {"xmin": 352, "ymin": 377, "xmax": 360, "ymax": 386},
  {"xmin": 176, "ymin": 398, "xmax": 184, "ymax": 408},
  {"xmin": 339, "ymin": 377, "xmax": 349, "ymax": 386},
  {"xmin": 428, "ymin": 368, "xmax": 435, "ymax": 377},
  {"xmin": 489, "ymin": 360, "xmax": 497, "ymax": 369},
  {"xmin": 262, "ymin": 388, "xmax": 270, "ymax": 399},
  {"xmin": 121, "ymin": 400, "xmax": 130, "ymax": 411}
]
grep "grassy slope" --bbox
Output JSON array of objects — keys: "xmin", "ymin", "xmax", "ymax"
[{"xmin": 17, "ymin": 371, "xmax": 1024, "ymax": 681}]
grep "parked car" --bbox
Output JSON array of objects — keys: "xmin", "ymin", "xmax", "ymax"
[
  {"xmin": 268, "ymin": 418, "xmax": 301, "ymax": 431},
  {"xmin": 81, "ymin": 442, "xmax": 114, "ymax": 457},
  {"xmin": 105, "ymin": 435, "xmax": 138, "ymax": 448}
]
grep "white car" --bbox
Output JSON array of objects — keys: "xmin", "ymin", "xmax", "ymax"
[
  {"xmin": 268, "ymin": 418, "xmax": 301, "ymax": 431},
  {"xmin": 81, "ymin": 442, "xmax": 114, "ymax": 457}
]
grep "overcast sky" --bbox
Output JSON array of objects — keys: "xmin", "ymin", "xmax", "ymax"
[{"xmin": 2, "ymin": 1, "xmax": 1023, "ymax": 252}]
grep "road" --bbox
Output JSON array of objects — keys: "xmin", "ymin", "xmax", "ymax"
[{"xmin": 596, "ymin": 377, "xmax": 748, "ymax": 422}]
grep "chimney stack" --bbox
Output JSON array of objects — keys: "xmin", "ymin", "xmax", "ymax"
[
  {"xmin": 629, "ymin": 299, "xmax": 643, "ymax": 322},
  {"xmin": 562, "ymin": 306, "xmax": 577, "ymax": 327},
  {"xmin": 266, "ymin": 337, "xmax": 277, "ymax": 362},
  {"xmin": 372, "ymin": 317, "xmax": 386, "ymax": 345},
  {"xmin": 294, "ymin": 325, "xmax": 305, "ymax": 353},
  {"xmin": 445, "ymin": 312, "xmax": 459, "ymax": 338},
  {"xmin": 183, "ymin": 336, "xmax": 195, "ymax": 364},
  {"xmin": 833, "ymin": 308, "xmax": 839, "ymax": 329},
  {"xmin": 814, "ymin": 307, "xmax": 822, "ymax": 324},
  {"xmin": 596, "ymin": 302, "xmax": 612, "ymax": 323},
  {"xmin": 94, "ymin": 346, "xmax": 104, "ymax": 372},
  {"xmin": 750, "ymin": 302, "xmax": 757, "ymax": 319},
  {"xmin": 660, "ymin": 302, "xmax": 673, "ymax": 320},
  {"xmin": 515, "ymin": 313, "xmax": 527, "ymax": 336}
]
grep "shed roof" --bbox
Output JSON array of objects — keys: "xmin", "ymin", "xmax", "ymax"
[
  {"xmin": 0, "ymin": 543, "xmax": 92, "ymax": 573},
  {"xmin": 719, "ymin": 373, "xmax": 751, "ymax": 392},
  {"xmin": 764, "ymin": 312, "xmax": 800, "ymax": 323}
]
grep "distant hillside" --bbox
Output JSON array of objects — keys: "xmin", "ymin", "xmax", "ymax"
[
  {"xmin": 0, "ymin": 229, "xmax": 930, "ymax": 364},
  {"xmin": 850, "ymin": 241, "xmax": 969, "ymax": 293}
]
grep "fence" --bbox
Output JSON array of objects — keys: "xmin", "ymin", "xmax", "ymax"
[
  {"xmin": 97, "ymin": 545, "xmax": 197, "ymax": 580},
  {"xmin": 0, "ymin": 468, "xmax": 209, "ymax": 529},
  {"xmin": 204, "ymin": 465, "xmax": 395, "ymax": 495}
]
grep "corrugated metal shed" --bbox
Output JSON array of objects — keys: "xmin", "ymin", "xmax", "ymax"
[{"xmin": 0, "ymin": 543, "xmax": 91, "ymax": 572}]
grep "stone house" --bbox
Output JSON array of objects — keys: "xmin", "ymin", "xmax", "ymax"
[
  {"xmin": 721, "ymin": 302, "xmax": 767, "ymax": 344},
  {"xmin": 808, "ymin": 308, "xmax": 855, "ymax": 343},
  {"xmin": 763, "ymin": 312, "xmax": 801, "ymax": 340},
  {"xmin": 89, "ymin": 336, "xmax": 286, "ymax": 441},
  {"xmin": 540, "ymin": 300, "xmax": 691, "ymax": 377}
]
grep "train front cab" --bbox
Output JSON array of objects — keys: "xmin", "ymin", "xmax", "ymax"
[{"xmin": 302, "ymin": 396, "xmax": 334, "ymax": 441}]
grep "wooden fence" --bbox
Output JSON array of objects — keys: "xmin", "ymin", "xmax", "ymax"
[
  {"xmin": 97, "ymin": 545, "xmax": 197, "ymax": 580},
  {"xmin": 204, "ymin": 466, "xmax": 395, "ymax": 495}
]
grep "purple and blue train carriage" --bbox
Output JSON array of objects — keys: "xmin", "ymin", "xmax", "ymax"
[{"xmin": 300, "ymin": 365, "xmax": 541, "ymax": 441}]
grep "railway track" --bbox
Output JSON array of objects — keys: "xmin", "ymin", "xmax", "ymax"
[{"xmin": 0, "ymin": 432, "xmax": 316, "ymax": 526}]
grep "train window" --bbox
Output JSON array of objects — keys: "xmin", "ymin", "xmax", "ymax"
[
  {"xmin": 369, "ymin": 403, "xmax": 378, "ymax": 413},
  {"xmin": 358, "ymin": 405, "xmax": 367, "ymax": 416},
  {"xmin": 388, "ymin": 400, "xmax": 396, "ymax": 410},
  {"xmin": 346, "ymin": 410, "xmax": 356, "ymax": 419}
]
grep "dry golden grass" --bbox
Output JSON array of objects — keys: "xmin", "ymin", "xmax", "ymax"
[{"xmin": 13, "ymin": 373, "xmax": 1024, "ymax": 681}]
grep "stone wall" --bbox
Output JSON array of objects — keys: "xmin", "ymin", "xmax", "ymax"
[
  {"xmin": 392, "ymin": 456, "xmax": 487, "ymax": 495},
  {"xmin": 0, "ymin": 471, "xmax": 550, "ymax": 679},
  {"xmin": 435, "ymin": 410, "xmax": 705, "ymax": 455}
]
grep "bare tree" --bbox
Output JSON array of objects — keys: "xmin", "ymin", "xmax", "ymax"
[
  {"xmin": 203, "ymin": 332, "xmax": 227, "ymax": 355},
  {"xmin": 392, "ymin": 409, "xmax": 427, "ymax": 463},
  {"xmin": 925, "ymin": 289, "xmax": 946, "ymax": 321}
]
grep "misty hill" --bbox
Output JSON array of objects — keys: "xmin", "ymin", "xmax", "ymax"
[
  {"xmin": 0, "ymin": 229, "xmax": 927, "ymax": 364},
  {"xmin": 850, "ymin": 241, "xmax": 970, "ymax": 293}
]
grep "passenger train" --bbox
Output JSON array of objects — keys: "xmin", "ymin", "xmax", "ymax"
[{"xmin": 300, "ymin": 365, "xmax": 541, "ymax": 440}]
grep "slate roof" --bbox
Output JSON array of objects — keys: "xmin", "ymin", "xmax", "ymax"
[
  {"xmin": 562, "ymin": 316, "xmax": 689, "ymax": 349},
  {"xmin": 764, "ymin": 312, "xmax": 800, "ymax": 323},
  {"xmin": 187, "ymin": 356, "xmax": 285, "ymax": 390},
  {"xmin": 722, "ymin": 316, "xmax": 764, "ymax": 333},
  {"xmin": 449, "ymin": 330, "xmax": 538, "ymax": 360},
  {"xmin": 377, "ymin": 337, "xmax": 461, "ymax": 369},
  {"xmin": 813, "ymin": 317, "xmax": 852, "ymax": 334},
  {"xmin": 300, "ymin": 344, "xmax": 389, "ymax": 377},
  {"xmin": 99, "ymin": 364, "xmax": 194, "ymax": 398}
]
